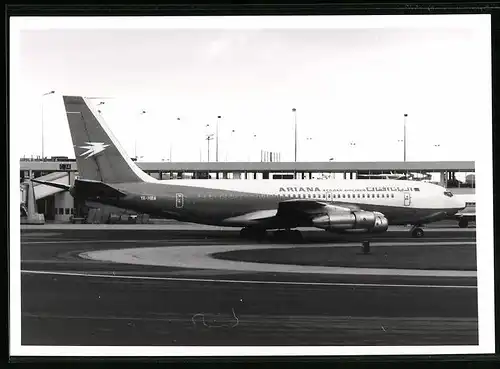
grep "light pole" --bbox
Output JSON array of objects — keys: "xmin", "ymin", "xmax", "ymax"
[
  {"xmin": 216, "ymin": 115, "xmax": 221, "ymax": 162},
  {"xmin": 170, "ymin": 117, "xmax": 180, "ymax": 162},
  {"xmin": 225, "ymin": 129, "xmax": 236, "ymax": 161},
  {"xmin": 206, "ymin": 134, "xmax": 214, "ymax": 162},
  {"xmin": 135, "ymin": 110, "xmax": 146, "ymax": 160},
  {"xmin": 41, "ymin": 90, "xmax": 55, "ymax": 160},
  {"xmin": 292, "ymin": 108, "xmax": 297, "ymax": 162},
  {"xmin": 306, "ymin": 137, "xmax": 313, "ymax": 161},
  {"xmin": 349, "ymin": 141, "xmax": 356, "ymax": 161},
  {"xmin": 403, "ymin": 113, "xmax": 408, "ymax": 162},
  {"xmin": 251, "ymin": 133, "xmax": 257, "ymax": 162},
  {"xmin": 433, "ymin": 143, "xmax": 441, "ymax": 161},
  {"xmin": 97, "ymin": 101, "xmax": 105, "ymax": 114},
  {"xmin": 397, "ymin": 139, "xmax": 404, "ymax": 161}
]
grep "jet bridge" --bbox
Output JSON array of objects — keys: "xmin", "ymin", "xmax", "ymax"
[
  {"xmin": 20, "ymin": 180, "xmax": 44, "ymax": 224},
  {"xmin": 20, "ymin": 172, "xmax": 72, "ymax": 223}
]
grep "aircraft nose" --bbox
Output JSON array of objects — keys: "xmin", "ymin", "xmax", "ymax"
[{"xmin": 455, "ymin": 197, "xmax": 466, "ymax": 211}]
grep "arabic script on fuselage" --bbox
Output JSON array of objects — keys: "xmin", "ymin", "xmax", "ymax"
[{"xmin": 278, "ymin": 186, "xmax": 419, "ymax": 192}]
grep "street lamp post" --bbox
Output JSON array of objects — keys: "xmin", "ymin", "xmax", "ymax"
[
  {"xmin": 292, "ymin": 108, "xmax": 298, "ymax": 178},
  {"xmin": 216, "ymin": 116, "xmax": 221, "ymax": 162},
  {"xmin": 41, "ymin": 90, "xmax": 55, "ymax": 160},
  {"xmin": 251, "ymin": 134, "xmax": 257, "ymax": 162},
  {"xmin": 97, "ymin": 101, "xmax": 105, "ymax": 114},
  {"xmin": 306, "ymin": 137, "xmax": 312, "ymax": 161},
  {"xmin": 206, "ymin": 133, "xmax": 214, "ymax": 162},
  {"xmin": 225, "ymin": 129, "xmax": 236, "ymax": 162},
  {"xmin": 135, "ymin": 110, "xmax": 146, "ymax": 160},
  {"xmin": 433, "ymin": 143, "xmax": 441, "ymax": 160},
  {"xmin": 170, "ymin": 117, "xmax": 180, "ymax": 162},
  {"xmin": 292, "ymin": 108, "xmax": 297, "ymax": 162},
  {"xmin": 397, "ymin": 139, "xmax": 404, "ymax": 161},
  {"xmin": 349, "ymin": 141, "xmax": 356, "ymax": 161},
  {"xmin": 403, "ymin": 113, "xmax": 408, "ymax": 162}
]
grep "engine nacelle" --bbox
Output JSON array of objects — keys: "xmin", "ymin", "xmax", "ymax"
[{"xmin": 311, "ymin": 210, "xmax": 388, "ymax": 233}]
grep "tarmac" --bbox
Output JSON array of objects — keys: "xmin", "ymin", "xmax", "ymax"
[{"xmin": 19, "ymin": 224, "xmax": 478, "ymax": 347}]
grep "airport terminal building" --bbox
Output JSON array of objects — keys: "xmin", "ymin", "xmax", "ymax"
[{"xmin": 20, "ymin": 158, "xmax": 475, "ymax": 223}]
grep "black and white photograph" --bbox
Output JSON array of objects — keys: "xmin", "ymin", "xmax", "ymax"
[{"xmin": 10, "ymin": 14, "xmax": 494, "ymax": 357}]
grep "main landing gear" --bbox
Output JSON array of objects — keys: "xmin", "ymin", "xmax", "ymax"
[
  {"xmin": 239, "ymin": 227, "xmax": 304, "ymax": 243},
  {"xmin": 239, "ymin": 227, "xmax": 267, "ymax": 241},
  {"xmin": 272, "ymin": 229, "xmax": 304, "ymax": 243},
  {"xmin": 410, "ymin": 224, "xmax": 425, "ymax": 238},
  {"xmin": 458, "ymin": 219, "xmax": 469, "ymax": 228}
]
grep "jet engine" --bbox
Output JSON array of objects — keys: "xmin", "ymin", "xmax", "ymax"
[{"xmin": 311, "ymin": 210, "xmax": 389, "ymax": 233}]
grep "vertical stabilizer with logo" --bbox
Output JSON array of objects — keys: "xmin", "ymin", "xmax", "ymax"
[{"xmin": 63, "ymin": 96, "xmax": 154, "ymax": 184}]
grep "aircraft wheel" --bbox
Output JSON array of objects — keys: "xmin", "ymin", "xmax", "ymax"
[
  {"xmin": 411, "ymin": 227, "xmax": 424, "ymax": 238},
  {"xmin": 240, "ymin": 228, "xmax": 251, "ymax": 239},
  {"xmin": 253, "ymin": 228, "xmax": 267, "ymax": 242},
  {"xmin": 273, "ymin": 230, "xmax": 286, "ymax": 242},
  {"xmin": 289, "ymin": 230, "xmax": 304, "ymax": 243},
  {"xmin": 458, "ymin": 219, "xmax": 469, "ymax": 228},
  {"xmin": 241, "ymin": 227, "xmax": 267, "ymax": 241}
]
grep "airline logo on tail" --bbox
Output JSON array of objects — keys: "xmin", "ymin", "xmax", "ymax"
[{"xmin": 78, "ymin": 142, "xmax": 110, "ymax": 159}]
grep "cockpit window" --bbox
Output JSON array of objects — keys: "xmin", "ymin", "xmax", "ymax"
[{"xmin": 444, "ymin": 191, "xmax": 454, "ymax": 197}]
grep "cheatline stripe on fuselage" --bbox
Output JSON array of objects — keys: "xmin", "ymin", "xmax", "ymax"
[{"xmin": 109, "ymin": 179, "xmax": 450, "ymax": 211}]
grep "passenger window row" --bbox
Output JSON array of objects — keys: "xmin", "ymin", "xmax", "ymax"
[
  {"xmin": 278, "ymin": 192, "xmax": 395, "ymax": 199},
  {"xmin": 195, "ymin": 192, "xmax": 396, "ymax": 200}
]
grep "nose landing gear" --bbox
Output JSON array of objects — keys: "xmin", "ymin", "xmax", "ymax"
[{"xmin": 410, "ymin": 224, "xmax": 425, "ymax": 238}]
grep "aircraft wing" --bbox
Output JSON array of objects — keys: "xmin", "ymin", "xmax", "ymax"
[
  {"xmin": 223, "ymin": 209, "xmax": 278, "ymax": 224},
  {"xmin": 223, "ymin": 200, "xmax": 362, "ymax": 228},
  {"xmin": 277, "ymin": 199, "xmax": 360, "ymax": 215}
]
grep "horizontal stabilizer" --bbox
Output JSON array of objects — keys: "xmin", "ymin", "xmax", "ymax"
[
  {"xmin": 73, "ymin": 178, "xmax": 127, "ymax": 198},
  {"xmin": 31, "ymin": 178, "xmax": 71, "ymax": 191}
]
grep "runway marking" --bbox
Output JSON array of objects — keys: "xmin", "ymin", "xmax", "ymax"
[
  {"xmin": 21, "ymin": 269, "xmax": 477, "ymax": 289},
  {"xmin": 21, "ymin": 240, "xmax": 173, "ymax": 245},
  {"xmin": 80, "ymin": 243, "xmax": 477, "ymax": 278},
  {"xmin": 21, "ymin": 232, "xmax": 62, "ymax": 237},
  {"xmin": 21, "ymin": 239, "xmax": 476, "ymax": 245}
]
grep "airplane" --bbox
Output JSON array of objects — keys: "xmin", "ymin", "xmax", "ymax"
[
  {"xmin": 357, "ymin": 172, "xmax": 432, "ymax": 181},
  {"xmin": 31, "ymin": 95, "xmax": 466, "ymax": 242},
  {"xmin": 356, "ymin": 172, "xmax": 406, "ymax": 180},
  {"xmin": 451, "ymin": 194, "xmax": 476, "ymax": 228}
]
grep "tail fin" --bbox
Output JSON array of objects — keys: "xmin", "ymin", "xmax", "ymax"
[{"xmin": 63, "ymin": 96, "xmax": 155, "ymax": 184}]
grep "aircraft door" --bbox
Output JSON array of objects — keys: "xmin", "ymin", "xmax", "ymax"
[
  {"xmin": 404, "ymin": 192, "xmax": 411, "ymax": 206},
  {"xmin": 175, "ymin": 193, "xmax": 184, "ymax": 208}
]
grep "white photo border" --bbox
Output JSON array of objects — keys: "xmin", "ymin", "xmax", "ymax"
[{"xmin": 9, "ymin": 14, "xmax": 494, "ymax": 357}]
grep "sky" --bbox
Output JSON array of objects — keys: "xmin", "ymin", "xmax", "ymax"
[{"xmin": 11, "ymin": 15, "xmax": 491, "ymax": 163}]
